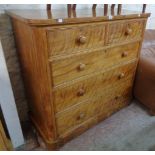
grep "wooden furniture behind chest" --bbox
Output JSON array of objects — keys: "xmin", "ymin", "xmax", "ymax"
[
  {"xmin": 7, "ymin": 5, "xmax": 150, "ymax": 149},
  {"xmin": 0, "ymin": 119, "xmax": 12, "ymax": 151}
]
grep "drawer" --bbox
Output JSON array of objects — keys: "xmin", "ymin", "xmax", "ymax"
[
  {"xmin": 51, "ymin": 42, "xmax": 139, "ymax": 86},
  {"xmin": 107, "ymin": 19, "xmax": 144, "ymax": 45},
  {"xmin": 47, "ymin": 23, "xmax": 106, "ymax": 56},
  {"xmin": 54, "ymin": 61, "xmax": 137, "ymax": 113},
  {"xmin": 56, "ymin": 80, "xmax": 132, "ymax": 136}
]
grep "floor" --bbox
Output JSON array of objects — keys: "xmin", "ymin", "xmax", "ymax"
[{"xmin": 16, "ymin": 100, "xmax": 155, "ymax": 151}]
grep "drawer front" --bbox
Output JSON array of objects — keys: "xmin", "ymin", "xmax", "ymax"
[
  {"xmin": 51, "ymin": 42, "xmax": 139, "ymax": 86},
  {"xmin": 54, "ymin": 61, "xmax": 137, "ymax": 113},
  {"xmin": 56, "ymin": 80, "xmax": 132, "ymax": 136},
  {"xmin": 47, "ymin": 23, "xmax": 106, "ymax": 56},
  {"xmin": 107, "ymin": 20, "xmax": 144, "ymax": 45}
]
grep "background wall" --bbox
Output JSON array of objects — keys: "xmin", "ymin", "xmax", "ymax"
[{"xmin": 0, "ymin": 4, "xmax": 155, "ymax": 123}]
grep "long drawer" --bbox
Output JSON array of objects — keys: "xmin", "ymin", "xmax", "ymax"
[
  {"xmin": 56, "ymin": 79, "xmax": 133, "ymax": 136},
  {"xmin": 50, "ymin": 42, "xmax": 139, "ymax": 86},
  {"xmin": 54, "ymin": 60, "xmax": 137, "ymax": 113},
  {"xmin": 47, "ymin": 23, "xmax": 106, "ymax": 56},
  {"xmin": 107, "ymin": 19, "xmax": 144, "ymax": 45}
]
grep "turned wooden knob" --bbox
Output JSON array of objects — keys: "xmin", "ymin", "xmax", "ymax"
[
  {"xmin": 77, "ymin": 88, "xmax": 85, "ymax": 96},
  {"xmin": 122, "ymin": 51, "xmax": 128, "ymax": 57},
  {"xmin": 125, "ymin": 28, "xmax": 132, "ymax": 35},
  {"xmin": 78, "ymin": 36, "xmax": 87, "ymax": 44},
  {"xmin": 78, "ymin": 63, "xmax": 86, "ymax": 71},
  {"xmin": 77, "ymin": 113, "xmax": 85, "ymax": 120},
  {"xmin": 118, "ymin": 73, "xmax": 125, "ymax": 79}
]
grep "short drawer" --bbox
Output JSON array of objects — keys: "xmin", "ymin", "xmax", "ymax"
[
  {"xmin": 54, "ymin": 61, "xmax": 137, "ymax": 113},
  {"xmin": 107, "ymin": 19, "xmax": 144, "ymax": 45},
  {"xmin": 56, "ymin": 80, "xmax": 132, "ymax": 136},
  {"xmin": 51, "ymin": 42, "xmax": 139, "ymax": 86},
  {"xmin": 47, "ymin": 23, "xmax": 106, "ymax": 56}
]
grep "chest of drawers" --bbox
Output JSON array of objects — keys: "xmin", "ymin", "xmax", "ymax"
[{"xmin": 7, "ymin": 8, "xmax": 150, "ymax": 149}]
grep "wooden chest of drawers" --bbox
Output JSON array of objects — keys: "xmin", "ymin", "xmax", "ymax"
[{"xmin": 7, "ymin": 8, "xmax": 150, "ymax": 149}]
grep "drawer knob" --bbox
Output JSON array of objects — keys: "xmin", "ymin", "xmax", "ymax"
[
  {"xmin": 78, "ymin": 63, "xmax": 86, "ymax": 71},
  {"xmin": 77, "ymin": 113, "xmax": 85, "ymax": 120},
  {"xmin": 122, "ymin": 51, "xmax": 128, "ymax": 57},
  {"xmin": 118, "ymin": 73, "xmax": 125, "ymax": 79},
  {"xmin": 77, "ymin": 88, "xmax": 85, "ymax": 96},
  {"xmin": 78, "ymin": 36, "xmax": 87, "ymax": 44},
  {"xmin": 125, "ymin": 28, "xmax": 132, "ymax": 35}
]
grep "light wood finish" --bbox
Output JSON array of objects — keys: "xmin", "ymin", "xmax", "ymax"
[
  {"xmin": 0, "ymin": 121, "xmax": 12, "ymax": 151},
  {"xmin": 12, "ymin": 19, "xmax": 57, "ymax": 142},
  {"xmin": 47, "ymin": 23, "xmax": 106, "ymax": 56},
  {"xmin": 56, "ymin": 79, "xmax": 132, "ymax": 135},
  {"xmin": 107, "ymin": 19, "xmax": 145, "ymax": 45},
  {"xmin": 7, "ymin": 7, "xmax": 150, "ymax": 150},
  {"xmin": 51, "ymin": 42, "xmax": 139, "ymax": 85},
  {"xmin": 54, "ymin": 60, "xmax": 137, "ymax": 113}
]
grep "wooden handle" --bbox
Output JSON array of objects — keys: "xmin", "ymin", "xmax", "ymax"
[
  {"xmin": 118, "ymin": 73, "xmax": 125, "ymax": 79},
  {"xmin": 77, "ymin": 88, "xmax": 85, "ymax": 96},
  {"xmin": 125, "ymin": 27, "xmax": 132, "ymax": 35},
  {"xmin": 122, "ymin": 51, "xmax": 128, "ymax": 57},
  {"xmin": 78, "ymin": 63, "xmax": 86, "ymax": 71},
  {"xmin": 78, "ymin": 36, "xmax": 87, "ymax": 44},
  {"xmin": 77, "ymin": 113, "xmax": 85, "ymax": 120}
]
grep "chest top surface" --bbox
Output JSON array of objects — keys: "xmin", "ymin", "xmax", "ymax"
[{"xmin": 6, "ymin": 8, "xmax": 150, "ymax": 26}]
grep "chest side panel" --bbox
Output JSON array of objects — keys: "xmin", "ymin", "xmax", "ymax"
[{"xmin": 12, "ymin": 19, "xmax": 56, "ymax": 142}]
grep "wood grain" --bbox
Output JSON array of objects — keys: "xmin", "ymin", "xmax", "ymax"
[
  {"xmin": 54, "ymin": 61, "xmax": 137, "ymax": 112},
  {"xmin": 56, "ymin": 79, "xmax": 133, "ymax": 135},
  {"xmin": 47, "ymin": 22, "xmax": 106, "ymax": 56},
  {"xmin": 107, "ymin": 19, "xmax": 145, "ymax": 45},
  {"xmin": 12, "ymin": 19, "xmax": 57, "ymax": 142},
  {"xmin": 59, "ymin": 96, "xmax": 131, "ymax": 142},
  {"xmin": 51, "ymin": 42, "xmax": 139, "ymax": 85}
]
